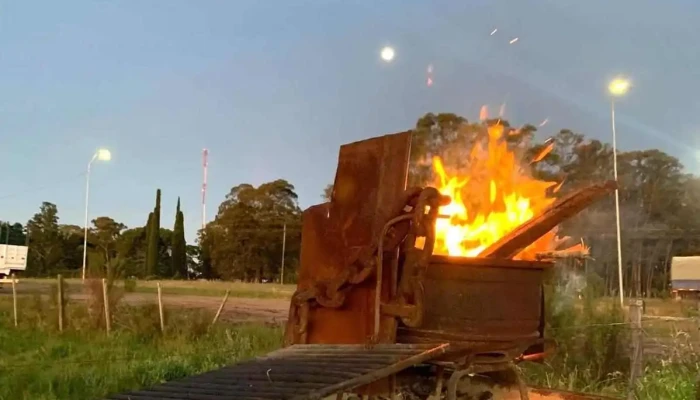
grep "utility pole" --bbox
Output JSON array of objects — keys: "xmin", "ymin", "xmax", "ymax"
[{"xmin": 280, "ymin": 224, "xmax": 287, "ymax": 284}]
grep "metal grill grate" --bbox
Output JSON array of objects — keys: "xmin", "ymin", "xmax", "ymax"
[{"xmin": 103, "ymin": 343, "xmax": 449, "ymax": 400}]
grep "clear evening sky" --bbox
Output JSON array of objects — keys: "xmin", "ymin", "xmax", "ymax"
[{"xmin": 1, "ymin": 0, "xmax": 698, "ymax": 242}]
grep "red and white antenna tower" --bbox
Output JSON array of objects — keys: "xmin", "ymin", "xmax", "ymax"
[{"xmin": 202, "ymin": 148, "xmax": 208, "ymax": 230}]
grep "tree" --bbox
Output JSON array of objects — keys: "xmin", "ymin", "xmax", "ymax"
[
  {"xmin": 87, "ymin": 216, "xmax": 127, "ymax": 278},
  {"xmin": 195, "ymin": 228, "xmax": 216, "ymax": 280},
  {"xmin": 115, "ymin": 227, "xmax": 148, "ymax": 277},
  {"xmin": 156, "ymin": 227, "xmax": 174, "ymax": 277},
  {"xmin": 0, "ymin": 222, "xmax": 26, "ymax": 246},
  {"xmin": 58, "ymin": 224, "xmax": 84, "ymax": 274},
  {"xmin": 25, "ymin": 202, "xmax": 64, "ymax": 276},
  {"xmin": 185, "ymin": 244, "xmax": 200, "ymax": 277},
  {"xmin": 171, "ymin": 197, "xmax": 187, "ymax": 278},
  {"xmin": 203, "ymin": 179, "xmax": 301, "ymax": 282},
  {"xmin": 145, "ymin": 189, "xmax": 161, "ymax": 277}
]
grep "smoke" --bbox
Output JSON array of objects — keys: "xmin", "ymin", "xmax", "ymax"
[{"xmin": 552, "ymin": 267, "xmax": 587, "ymax": 315}]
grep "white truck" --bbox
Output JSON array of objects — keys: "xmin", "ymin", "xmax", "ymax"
[{"xmin": 0, "ymin": 244, "xmax": 28, "ymax": 282}]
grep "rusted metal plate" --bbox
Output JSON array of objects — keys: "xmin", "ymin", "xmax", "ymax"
[
  {"xmin": 288, "ymin": 132, "xmax": 412, "ymax": 346},
  {"xmin": 333, "ymin": 131, "xmax": 412, "ymax": 249},
  {"xmin": 397, "ymin": 256, "xmax": 549, "ymax": 354},
  {"xmin": 103, "ymin": 343, "xmax": 450, "ymax": 400},
  {"xmin": 479, "ymin": 180, "xmax": 617, "ymax": 259}
]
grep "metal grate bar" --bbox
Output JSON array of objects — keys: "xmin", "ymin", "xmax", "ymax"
[{"xmin": 103, "ymin": 343, "xmax": 450, "ymax": 400}]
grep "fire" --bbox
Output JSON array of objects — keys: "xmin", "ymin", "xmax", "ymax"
[{"xmin": 432, "ymin": 123, "xmax": 558, "ymax": 260}]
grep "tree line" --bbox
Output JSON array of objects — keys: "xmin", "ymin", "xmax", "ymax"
[
  {"xmin": 3, "ymin": 189, "xmax": 191, "ymax": 281},
  {"xmin": 4, "ymin": 112, "xmax": 699, "ymax": 294}
]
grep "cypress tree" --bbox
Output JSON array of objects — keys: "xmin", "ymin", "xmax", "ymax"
[
  {"xmin": 145, "ymin": 189, "xmax": 161, "ymax": 277},
  {"xmin": 171, "ymin": 197, "xmax": 187, "ymax": 279}
]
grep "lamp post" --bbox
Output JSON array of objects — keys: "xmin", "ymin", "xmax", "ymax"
[
  {"xmin": 82, "ymin": 148, "xmax": 111, "ymax": 281},
  {"xmin": 608, "ymin": 77, "xmax": 630, "ymax": 307}
]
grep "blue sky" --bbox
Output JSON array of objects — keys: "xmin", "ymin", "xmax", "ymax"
[{"xmin": 1, "ymin": 0, "xmax": 699, "ymax": 243}]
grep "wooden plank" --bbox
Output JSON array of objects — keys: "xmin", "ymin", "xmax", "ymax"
[{"xmin": 479, "ymin": 180, "xmax": 617, "ymax": 259}]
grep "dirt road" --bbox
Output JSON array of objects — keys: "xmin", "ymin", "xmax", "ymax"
[{"xmin": 0, "ymin": 281, "xmax": 290, "ymax": 324}]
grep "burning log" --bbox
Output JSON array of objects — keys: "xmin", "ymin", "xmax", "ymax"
[
  {"xmin": 535, "ymin": 249, "xmax": 590, "ymax": 262},
  {"xmin": 536, "ymin": 240, "xmax": 591, "ymax": 261},
  {"xmin": 479, "ymin": 180, "xmax": 617, "ymax": 259}
]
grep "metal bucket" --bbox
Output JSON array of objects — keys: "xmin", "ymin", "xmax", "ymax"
[{"xmin": 397, "ymin": 255, "xmax": 551, "ymax": 353}]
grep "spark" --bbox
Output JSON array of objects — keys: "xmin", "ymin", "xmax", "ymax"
[
  {"xmin": 490, "ymin": 28, "xmax": 498, "ymax": 35},
  {"xmin": 509, "ymin": 37, "xmax": 519, "ymax": 44},
  {"xmin": 532, "ymin": 139, "xmax": 555, "ymax": 163}
]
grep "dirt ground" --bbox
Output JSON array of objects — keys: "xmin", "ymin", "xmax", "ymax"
[{"xmin": 0, "ymin": 280, "xmax": 290, "ymax": 324}]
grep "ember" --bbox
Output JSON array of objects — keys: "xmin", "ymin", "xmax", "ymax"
[{"xmin": 432, "ymin": 123, "xmax": 559, "ymax": 260}]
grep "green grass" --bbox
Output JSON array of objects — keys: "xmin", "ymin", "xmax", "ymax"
[
  {"xmin": 522, "ymin": 361, "xmax": 698, "ymax": 399},
  {"xmin": 518, "ymin": 277, "xmax": 700, "ymax": 399},
  {"xmin": 0, "ymin": 297, "xmax": 283, "ymax": 400},
  {"xmin": 634, "ymin": 362, "xmax": 698, "ymax": 400}
]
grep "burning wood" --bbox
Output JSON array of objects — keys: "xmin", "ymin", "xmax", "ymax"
[
  {"xmin": 428, "ymin": 122, "xmax": 614, "ymax": 261},
  {"xmin": 535, "ymin": 238, "xmax": 591, "ymax": 261},
  {"xmin": 479, "ymin": 180, "xmax": 617, "ymax": 259},
  {"xmin": 431, "ymin": 124, "xmax": 560, "ymax": 259}
]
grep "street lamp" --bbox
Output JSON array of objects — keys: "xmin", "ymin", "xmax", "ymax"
[
  {"xmin": 608, "ymin": 77, "xmax": 630, "ymax": 307},
  {"xmin": 82, "ymin": 148, "xmax": 111, "ymax": 281}
]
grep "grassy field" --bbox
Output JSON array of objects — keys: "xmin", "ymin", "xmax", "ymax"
[
  {"xmin": 0, "ymin": 280, "xmax": 698, "ymax": 399},
  {"xmin": 0, "ymin": 295, "xmax": 282, "ymax": 400}
]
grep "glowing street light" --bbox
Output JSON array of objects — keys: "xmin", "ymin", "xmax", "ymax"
[
  {"xmin": 82, "ymin": 148, "xmax": 112, "ymax": 281},
  {"xmin": 380, "ymin": 46, "xmax": 395, "ymax": 62},
  {"xmin": 609, "ymin": 78, "xmax": 630, "ymax": 97},
  {"xmin": 608, "ymin": 77, "xmax": 630, "ymax": 307},
  {"xmin": 95, "ymin": 148, "xmax": 112, "ymax": 162}
]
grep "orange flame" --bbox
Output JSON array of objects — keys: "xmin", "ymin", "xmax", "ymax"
[{"xmin": 432, "ymin": 123, "xmax": 559, "ymax": 260}]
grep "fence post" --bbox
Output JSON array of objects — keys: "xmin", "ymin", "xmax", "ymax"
[
  {"xmin": 157, "ymin": 282, "xmax": 165, "ymax": 333},
  {"xmin": 102, "ymin": 278, "xmax": 111, "ymax": 335},
  {"xmin": 211, "ymin": 290, "xmax": 231, "ymax": 326},
  {"xmin": 628, "ymin": 298, "xmax": 644, "ymax": 399},
  {"xmin": 57, "ymin": 274, "xmax": 64, "ymax": 333}
]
